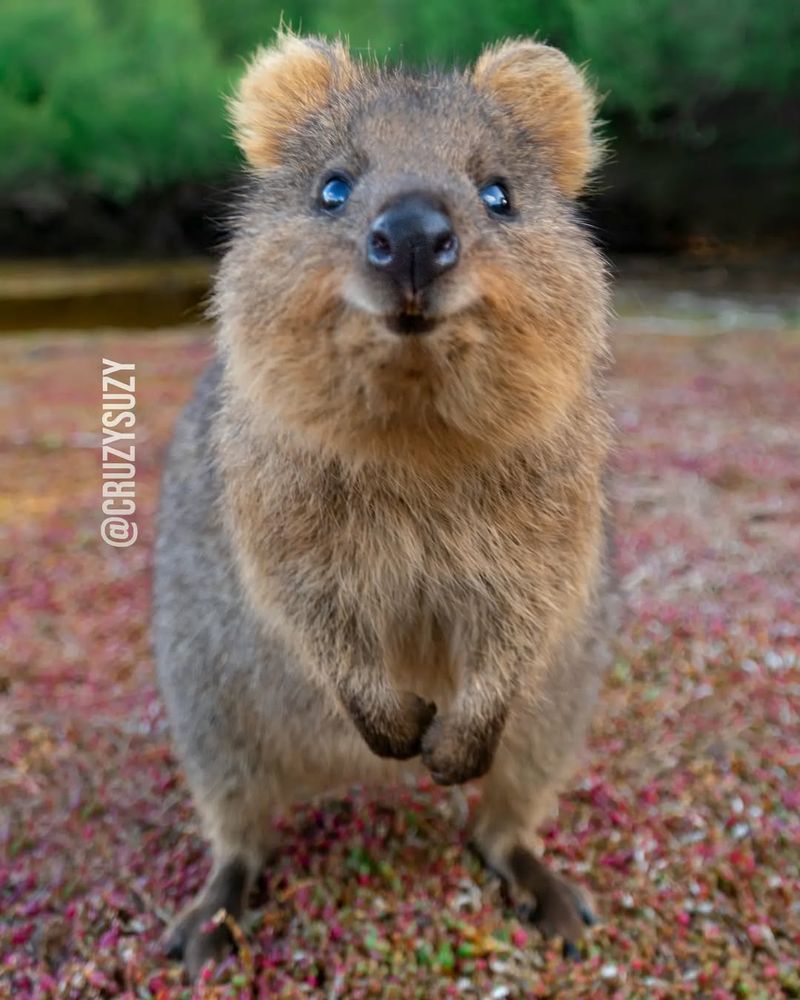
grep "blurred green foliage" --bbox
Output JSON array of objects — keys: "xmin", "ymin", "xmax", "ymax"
[
  {"xmin": 0, "ymin": 0, "xmax": 235, "ymax": 197},
  {"xmin": 0, "ymin": 0, "xmax": 798, "ymax": 234}
]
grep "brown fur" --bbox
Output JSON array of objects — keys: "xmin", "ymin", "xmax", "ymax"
[
  {"xmin": 154, "ymin": 31, "xmax": 615, "ymax": 979},
  {"xmin": 473, "ymin": 40, "xmax": 600, "ymax": 197},
  {"xmin": 230, "ymin": 34, "xmax": 361, "ymax": 169}
]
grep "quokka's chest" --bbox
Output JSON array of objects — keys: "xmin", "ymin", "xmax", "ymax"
[
  {"xmin": 253, "ymin": 457, "xmax": 551, "ymax": 572},
  {"xmin": 306, "ymin": 486, "xmax": 520, "ymax": 598},
  {"xmin": 230, "ymin": 441, "xmax": 572, "ymax": 612}
]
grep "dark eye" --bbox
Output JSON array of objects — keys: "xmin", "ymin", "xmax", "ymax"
[
  {"xmin": 479, "ymin": 182, "xmax": 511, "ymax": 216},
  {"xmin": 319, "ymin": 175, "xmax": 353, "ymax": 211}
]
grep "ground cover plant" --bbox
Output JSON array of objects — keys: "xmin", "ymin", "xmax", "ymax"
[{"xmin": 1, "ymin": 319, "xmax": 799, "ymax": 997}]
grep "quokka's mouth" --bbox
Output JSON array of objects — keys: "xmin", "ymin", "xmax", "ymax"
[{"xmin": 386, "ymin": 312, "xmax": 438, "ymax": 336}]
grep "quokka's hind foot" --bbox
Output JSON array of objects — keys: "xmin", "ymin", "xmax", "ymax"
[
  {"xmin": 163, "ymin": 769, "xmax": 279, "ymax": 979},
  {"xmin": 164, "ymin": 856, "xmax": 254, "ymax": 981},
  {"xmin": 471, "ymin": 742, "xmax": 598, "ymax": 959},
  {"xmin": 506, "ymin": 845, "xmax": 596, "ymax": 958},
  {"xmin": 471, "ymin": 834, "xmax": 596, "ymax": 959}
]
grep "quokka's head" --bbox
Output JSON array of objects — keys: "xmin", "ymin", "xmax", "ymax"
[{"xmin": 217, "ymin": 31, "xmax": 610, "ymax": 467}]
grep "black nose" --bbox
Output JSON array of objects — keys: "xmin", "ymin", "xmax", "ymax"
[{"xmin": 366, "ymin": 193, "xmax": 459, "ymax": 300}]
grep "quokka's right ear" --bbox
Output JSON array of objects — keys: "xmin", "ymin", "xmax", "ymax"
[
  {"xmin": 230, "ymin": 30, "xmax": 357, "ymax": 169},
  {"xmin": 473, "ymin": 40, "xmax": 600, "ymax": 197}
]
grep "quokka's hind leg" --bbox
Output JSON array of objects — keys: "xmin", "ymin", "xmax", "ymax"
[
  {"xmin": 164, "ymin": 788, "xmax": 278, "ymax": 980},
  {"xmin": 471, "ymin": 715, "xmax": 597, "ymax": 957},
  {"xmin": 165, "ymin": 855, "xmax": 254, "ymax": 978}
]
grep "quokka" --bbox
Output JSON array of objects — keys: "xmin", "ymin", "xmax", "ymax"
[{"xmin": 153, "ymin": 31, "xmax": 615, "ymax": 977}]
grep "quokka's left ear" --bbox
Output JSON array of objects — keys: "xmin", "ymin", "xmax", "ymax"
[
  {"xmin": 472, "ymin": 40, "xmax": 601, "ymax": 198},
  {"xmin": 230, "ymin": 30, "xmax": 359, "ymax": 169}
]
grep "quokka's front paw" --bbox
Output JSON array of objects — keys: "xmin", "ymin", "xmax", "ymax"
[
  {"xmin": 348, "ymin": 690, "xmax": 437, "ymax": 760},
  {"xmin": 421, "ymin": 714, "xmax": 498, "ymax": 785}
]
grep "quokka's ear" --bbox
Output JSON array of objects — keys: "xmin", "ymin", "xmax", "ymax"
[
  {"xmin": 230, "ymin": 31, "xmax": 357, "ymax": 168},
  {"xmin": 473, "ymin": 40, "xmax": 600, "ymax": 197}
]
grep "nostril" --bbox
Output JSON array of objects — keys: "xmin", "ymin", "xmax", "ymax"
[
  {"xmin": 368, "ymin": 229, "xmax": 393, "ymax": 266},
  {"xmin": 433, "ymin": 231, "xmax": 459, "ymax": 269},
  {"xmin": 434, "ymin": 233, "xmax": 454, "ymax": 255}
]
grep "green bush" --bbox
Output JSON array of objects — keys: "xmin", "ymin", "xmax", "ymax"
[
  {"xmin": 0, "ymin": 0, "xmax": 236, "ymax": 198},
  {"xmin": 0, "ymin": 0, "xmax": 798, "ymax": 239}
]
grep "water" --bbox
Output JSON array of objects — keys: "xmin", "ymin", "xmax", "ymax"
[
  {"xmin": 0, "ymin": 259, "xmax": 211, "ymax": 332},
  {"xmin": 0, "ymin": 256, "xmax": 797, "ymax": 335}
]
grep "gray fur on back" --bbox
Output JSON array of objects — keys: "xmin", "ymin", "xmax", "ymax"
[{"xmin": 152, "ymin": 358, "xmax": 385, "ymax": 811}]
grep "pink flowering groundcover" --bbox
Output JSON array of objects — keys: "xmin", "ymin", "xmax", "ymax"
[{"xmin": 1, "ymin": 326, "xmax": 799, "ymax": 998}]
